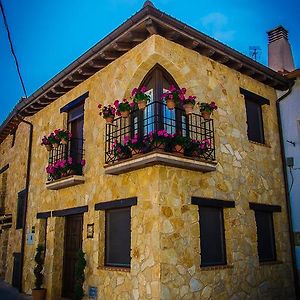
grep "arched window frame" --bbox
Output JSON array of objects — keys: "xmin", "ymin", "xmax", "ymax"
[{"xmin": 131, "ymin": 64, "xmax": 188, "ymax": 138}]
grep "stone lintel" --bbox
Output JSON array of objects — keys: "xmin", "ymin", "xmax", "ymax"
[
  {"xmin": 104, "ymin": 152, "xmax": 217, "ymax": 175},
  {"xmin": 46, "ymin": 175, "xmax": 85, "ymax": 190}
]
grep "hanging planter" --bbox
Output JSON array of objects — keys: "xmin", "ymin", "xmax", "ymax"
[
  {"xmin": 41, "ymin": 136, "xmax": 53, "ymax": 151},
  {"xmin": 200, "ymin": 102, "xmax": 218, "ymax": 120},
  {"xmin": 52, "ymin": 142, "xmax": 60, "ymax": 149},
  {"xmin": 98, "ymin": 103, "xmax": 116, "ymax": 124},
  {"xmin": 45, "ymin": 144, "xmax": 52, "ymax": 151},
  {"xmin": 132, "ymin": 86, "xmax": 150, "ymax": 111},
  {"xmin": 183, "ymin": 103, "xmax": 194, "ymax": 115},
  {"xmin": 201, "ymin": 111, "xmax": 211, "ymax": 120},
  {"xmin": 114, "ymin": 99, "xmax": 134, "ymax": 117},
  {"xmin": 104, "ymin": 115, "xmax": 115, "ymax": 124},
  {"xmin": 166, "ymin": 99, "xmax": 176, "ymax": 110}
]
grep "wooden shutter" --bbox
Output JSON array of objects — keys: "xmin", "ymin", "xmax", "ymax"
[
  {"xmin": 254, "ymin": 210, "xmax": 276, "ymax": 262},
  {"xmin": 16, "ymin": 190, "xmax": 27, "ymax": 229},
  {"xmin": 105, "ymin": 207, "xmax": 131, "ymax": 267},
  {"xmin": 199, "ymin": 206, "xmax": 226, "ymax": 266},
  {"xmin": 12, "ymin": 252, "xmax": 22, "ymax": 290},
  {"xmin": 245, "ymin": 98, "xmax": 264, "ymax": 143}
]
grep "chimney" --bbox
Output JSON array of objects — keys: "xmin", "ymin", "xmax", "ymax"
[{"xmin": 267, "ymin": 25, "xmax": 295, "ymax": 72}]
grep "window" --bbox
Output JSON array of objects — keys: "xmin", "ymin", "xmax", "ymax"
[
  {"xmin": 132, "ymin": 64, "xmax": 187, "ymax": 137},
  {"xmin": 16, "ymin": 190, "xmax": 27, "ymax": 229},
  {"xmin": 191, "ymin": 197, "xmax": 235, "ymax": 267},
  {"xmin": 199, "ymin": 206, "xmax": 226, "ymax": 266},
  {"xmin": 95, "ymin": 197, "xmax": 137, "ymax": 268},
  {"xmin": 254, "ymin": 211, "xmax": 276, "ymax": 262},
  {"xmin": 250, "ymin": 202, "xmax": 280, "ymax": 262},
  {"xmin": 241, "ymin": 88, "xmax": 269, "ymax": 144},
  {"xmin": 105, "ymin": 207, "xmax": 131, "ymax": 267}
]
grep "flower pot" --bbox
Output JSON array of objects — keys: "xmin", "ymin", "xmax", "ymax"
[
  {"xmin": 53, "ymin": 142, "xmax": 60, "ymax": 149},
  {"xmin": 121, "ymin": 110, "xmax": 130, "ymax": 118},
  {"xmin": 166, "ymin": 99, "xmax": 175, "ymax": 110},
  {"xmin": 45, "ymin": 144, "xmax": 52, "ymax": 151},
  {"xmin": 183, "ymin": 103, "xmax": 194, "ymax": 115},
  {"xmin": 201, "ymin": 111, "xmax": 211, "ymax": 120},
  {"xmin": 131, "ymin": 148, "xmax": 143, "ymax": 156},
  {"xmin": 61, "ymin": 138, "xmax": 68, "ymax": 145},
  {"xmin": 32, "ymin": 288, "xmax": 46, "ymax": 300},
  {"xmin": 105, "ymin": 116, "xmax": 115, "ymax": 124},
  {"xmin": 137, "ymin": 100, "xmax": 147, "ymax": 110},
  {"xmin": 174, "ymin": 144, "xmax": 184, "ymax": 154}
]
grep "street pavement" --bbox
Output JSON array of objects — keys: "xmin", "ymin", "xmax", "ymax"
[{"xmin": 0, "ymin": 280, "xmax": 32, "ymax": 300}]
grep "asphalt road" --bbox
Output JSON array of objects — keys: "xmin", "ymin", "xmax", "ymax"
[{"xmin": 0, "ymin": 280, "xmax": 31, "ymax": 300}]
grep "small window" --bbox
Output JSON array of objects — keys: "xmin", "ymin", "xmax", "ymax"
[
  {"xmin": 105, "ymin": 207, "xmax": 131, "ymax": 267},
  {"xmin": 199, "ymin": 206, "xmax": 226, "ymax": 266},
  {"xmin": 254, "ymin": 210, "xmax": 276, "ymax": 262},
  {"xmin": 16, "ymin": 190, "xmax": 27, "ymax": 229},
  {"xmin": 245, "ymin": 98, "xmax": 264, "ymax": 143}
]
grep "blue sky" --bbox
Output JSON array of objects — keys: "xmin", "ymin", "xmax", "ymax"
[{"xmin": 1, "ymin": 0, "xmax": 299, "ymax": 124}]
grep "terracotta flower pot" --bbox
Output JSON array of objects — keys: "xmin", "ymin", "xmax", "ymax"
[
  {"xmin": 174, "ymin": 144, "xmax": 184, "ymax": 154},
  {"xmin": 121, "ymin": 110, "xmax": 130, "ymax": 118},
  {"xmin": 183, "ymin": 103, "xmax": 194, "ymax": 115},
  {"xmin": 137, "ymin": 100, "xmax": 147, "ymax": 110},
  {"xmin": 166, "ymin": 99, "xmax": 175, "ymax": 110},
  {"xmin": 105, "ymin": 116, "xmax": 115, "ymax": 124},
  {"xmin": 154, "ymin": 143, "xmax": 165, "ymax": 151},
  {"xmin": 201, "ymin": 111, "xmax": 211, "ymax": 120},
  {"xmin": 32, "ymin": 288, "xmax": 46, "ymax": 300},
  {"xmin": 53, "ymin": 142, "xmax": 60, "ymax": 149},
  {"xmin": 61, "ymin": 138, "xmax": 68, "ymax": 145},
  {"xmin": 45, "ymin": 144, "xmax": 52, "ymax": 151}
]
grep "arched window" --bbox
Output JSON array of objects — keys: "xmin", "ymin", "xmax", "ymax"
[{"xmin": 132, "ymin": 64, "xmax": 187, "ymax": 137}]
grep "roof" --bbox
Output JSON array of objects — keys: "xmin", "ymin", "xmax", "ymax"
[
  {"xmin": 286, "ymin": 69, "xmax": 300, "ymax": 79},
  {"xmin": 0, "ymin": 1, "xmax": 292, "ymax": 144}
]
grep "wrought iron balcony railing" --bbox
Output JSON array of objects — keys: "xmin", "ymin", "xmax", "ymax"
[
  {"xmin": 47, "ymin": 138, "xmax": 84, "ymax": 181},
  {"xmin": 105, "ymin": 101, "xmax": 215, "ymax": 165}
]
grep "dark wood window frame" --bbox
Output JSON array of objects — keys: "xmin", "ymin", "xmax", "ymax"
[
  {"xmin": 95, "ymin": 197, "xmax": 137, "ymax": 268},
  {"xmin": 249, "ymin": 202, "xmax": 280, "ymax": 263},
  {"xmin": 240, "ymin": 88, "xmax": 269, "ymax": 144},
  {"xmin": 191, "ymin": 197, "xmax": 235, "ymax": 267},
  {"xmin": 16, "ymin": 189, "xmax": 27, "ymax": 230},
  {"xmin": 132, "ymin": 64, "xmax": 188, "ymax": 137}
]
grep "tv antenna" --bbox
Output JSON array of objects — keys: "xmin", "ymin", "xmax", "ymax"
[{"xmin": 249, "ymin": 46, "xmax": 261, "ymax": 61}]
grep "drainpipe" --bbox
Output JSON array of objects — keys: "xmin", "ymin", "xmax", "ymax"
[
  {"xmin": 276, "ymin": 81, "xmax": 299, "ymax": 299},
  {"xmin": 16, "ymin": 113, "xmax": 33, "ymax": 293}
]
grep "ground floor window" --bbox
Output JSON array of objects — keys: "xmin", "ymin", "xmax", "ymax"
[{"xmin": 105, "ymin": 207, "xmax": 131, "ymax": 267}]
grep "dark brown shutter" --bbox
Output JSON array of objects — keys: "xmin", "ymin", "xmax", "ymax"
[
  {"xmin": 105, "ymin": 207, "xmax": 131, "ymax": 267},
  {"xmin": 245, "ymin": 98, "xmax": 264, "ymax": 143},
  {"xmin": 16, "ymin": 190, "xmax": 26, "ymax": 229},
  {"xmin": 254, "ymin": 210, "xmax": 276, "ymax": 262},
  {"xmin": 199, "ymin": 206, "xmax": 226, "ymax": 266}
]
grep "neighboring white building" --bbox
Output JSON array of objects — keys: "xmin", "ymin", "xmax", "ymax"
[{"xmin": 268, "ymin": 26, "xmax": 300, "ymax": 286}]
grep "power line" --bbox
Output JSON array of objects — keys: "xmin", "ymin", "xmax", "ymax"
[{"xmin": 0, "ymin": 0, "xmax": 27, "ymax": 98}]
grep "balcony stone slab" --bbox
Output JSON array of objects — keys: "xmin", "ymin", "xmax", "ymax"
[
  {"xmin": 46, "ymin": 175, "xmax": 85, "ymax": 190},
  {"xmin": 104, "ymin": 151, "xmax": 217, "ymax": 175}
]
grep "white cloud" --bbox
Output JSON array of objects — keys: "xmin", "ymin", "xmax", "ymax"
[{"xmin": 200, "ymin": 12, "xmax": 235, "ymax": 43}]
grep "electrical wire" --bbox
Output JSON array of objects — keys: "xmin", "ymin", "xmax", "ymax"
[{"xmin": 0, "ymin": 0, "xmax": 27, "ymax": 98}]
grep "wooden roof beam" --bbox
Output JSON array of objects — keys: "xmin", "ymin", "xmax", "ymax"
[
  {"xmin": 78, "ymin": 67, "xmax": 97, "ymax": 76},
  {"xmin": 88, "ymin": 59, "xmax": 108, "ymax": 68},
  {"xmin": 198, "ymin": 46, "xmax": 215, "ymax": 57},
  {"xmin": 99, "ymin": 51, "xmax": 120, "ymax": 60},
  {"xmin": 164, "ymin": 31, "xmax": 181, "ymax": 41},
  {"xmin": 112, "ymin": 42, "xmax": 133, "ymax": 51},
  {"xmin": 225, "ymin": 60, "xmax": 243, "ymax": 70},
  {"xmin": 127, "ymin": 31, "xmax": 148, "ymax": 42},
  {"xmin": 68, "ymin": 73, "xmax": 86, "ymax": 82},
  {"xmin": 145, "ymin": 19, "xmax": 158, "ymax": 35}
]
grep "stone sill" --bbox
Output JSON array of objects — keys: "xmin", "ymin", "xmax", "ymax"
[
  {"xmin": 259, "ymin": 260, "xmax": 283, "ymax": 266},
  {"xmin": 46, "ymin": 175, "xmax": 85, "ymax": 190},
  {"xmin": 98, "ymin": 266, "xmax": 130, "ymax": 272},
  {"xmin": 249, "ymin": 140, "xmax": 271, "ymax": 148},
  {"xmin": 200, "ymin": 264, "xmax": 233, "ymax": 271},
  {"xmin": 104, "ymin": 151, "xmax": 217, "ymax": 175}
]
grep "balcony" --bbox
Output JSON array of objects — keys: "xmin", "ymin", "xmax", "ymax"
[
  {"xmin": 104, "ymin": 101, "xmax": 217, "ymax": 175},
  {"xmin": 46, "ymin": 138, "xmax": 85, "ymax": 190}
]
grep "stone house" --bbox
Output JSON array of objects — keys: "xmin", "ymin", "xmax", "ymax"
[{"xmin": 0, "ymin": 1, "xmax": 297, "ymax": 299}]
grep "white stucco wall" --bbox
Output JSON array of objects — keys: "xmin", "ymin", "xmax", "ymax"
[{"xmin": 279, "ymin": 77, "xmax": 300, "ymax": 272}]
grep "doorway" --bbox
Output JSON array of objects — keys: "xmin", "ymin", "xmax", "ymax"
[{"xmin": 61, "ymin": 214, "xmax": 83, "ymax": 298}]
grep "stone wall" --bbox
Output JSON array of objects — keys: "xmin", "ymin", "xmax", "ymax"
[{"xmin": 0, "ymin": 35, "xmax": 295, "ymax": 299}]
